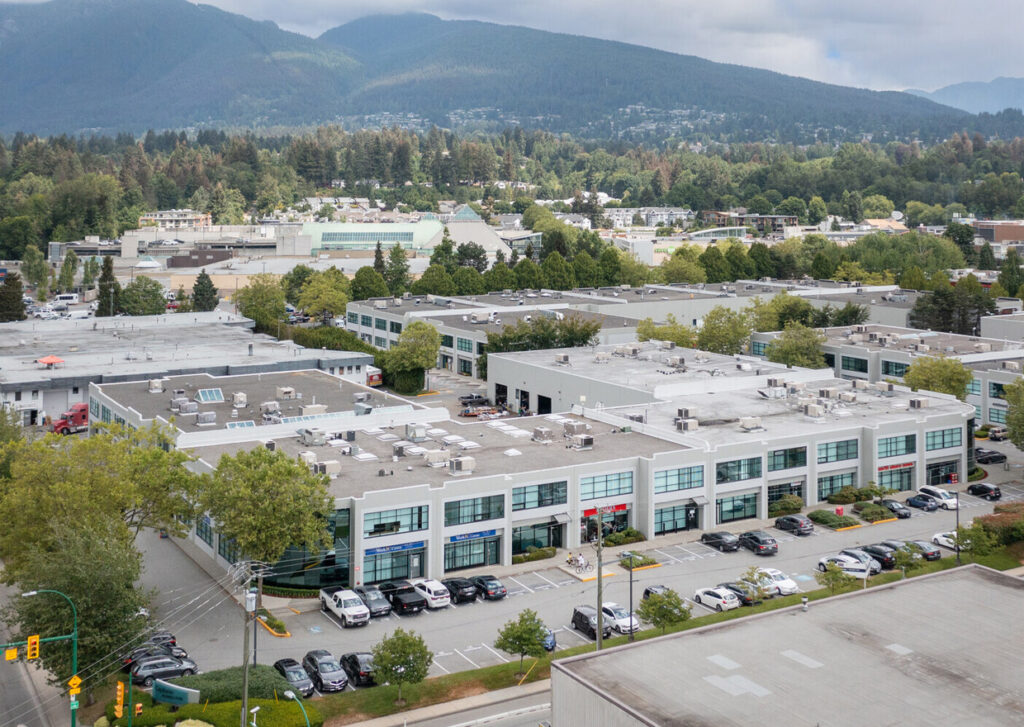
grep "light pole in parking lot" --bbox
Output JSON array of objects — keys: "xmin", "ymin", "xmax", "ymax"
[
  {"xmin": 955, "ymin": 491, "xmax": 961, "ymax": 566},
  {"xmin": 627, "ymin": 552, "xmax": 636, "ymax": 642}
]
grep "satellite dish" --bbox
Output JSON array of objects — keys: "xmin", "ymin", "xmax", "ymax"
[{"xmin": 891, "ymin": 211, "xmax": 904, "ymax": 221}]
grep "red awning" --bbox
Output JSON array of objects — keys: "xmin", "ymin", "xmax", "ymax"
[{"xmin": 37, "ymin": 355, "xmax": 65, "ymax": 365}]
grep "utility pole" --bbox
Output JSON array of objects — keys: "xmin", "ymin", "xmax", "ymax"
[
  {"xmin": 593, "ymin": 510, "xmax": 606, "ymax": 651},
  {"xmin": 240, "ymin": 589, "xmax": 255, "ymax": 727},
  {"xmin": 628, "ymin": 552, "xmax": 636, "ymax": 642},
  {"xmin": 955, "ymin": 490, "xmax": 961, "ymax": 566}
]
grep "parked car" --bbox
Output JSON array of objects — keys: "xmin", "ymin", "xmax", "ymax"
[
  {"xmin": 410, "ymin": 578, "xmax": 451, "ymax": 609},
  {"xmin": 471, "ymin": 575, "xmax": 507, "ymax": 600},
  {"xmin": 601, "ymin": 602, "xmax": 639, "ymax": 634},
  {"xmin": 738, "ymin": 530, "xmax": 778, "ymax": 555},
  {"xmin": 458, "ymin": 393, "xmax": 489, "ymax": 406},
  {"xmin": 352, "ymin": 586, "xmax": 392, "ymax": 618},
  {"xmin": 699, "ymin": 531, "xmax": 740, "ymax": 551},
  {"xmin": 838, "ymin": 548, "xmax": 882, "ymax": 575},
  {"xmin": 694, "ymin": 587, "xmax": 740, "ymax": 611},
  {"xmin": 122, "ymin": 643, "xmax": 188, "ymax": 671},
  {"xmin": 130, "ymin": 655, "xmax": 197, "ymax": 686},
  {"xmin": 988, "ymin": 425, "xmax": 1008, "ymax": 441},
  {"xmin": 754, "ymin": 567, "xmax": 798, "ymax": 596},
  {"xmin": 906, "ymin": 493, "xmax": 939, "ymax": 511},
  {"xmin": 918, "ymin": 485, "xmax": 959, "ymax": 510},
  {"xmin": 541, "ymin": 626, "xmax": 557, "ymax": 651},
  {"xmin": 339, "ymin": 652, "xmax": 375, "ymax": 687},
  {"xmin": 974, "ymin": 448, "xmax": 1007, "ymax": 464},
  {"xmin": 774, "ymin": 515, "xmax": 814, "ymax": 535},
  {"xmin": 642, "ymin": 584, "xmax": 670, "ymax": 600},
  {"xmin": 932, "ymin": 531, "xmax": 964, "ymax": 550},
  {"xmin": 301, "ymin": 650, "xmax": 347, "ymax": 692},
  {"xmin": 571, "ymin": 605, "xmax": 611, "ymax": 640},
  {"xmin": 273, "ymin": 658, "xmax": 314, "ymax": 697},
  {"xmin": 817, "ymin": 554, "xmax": 871, "ymax": 577},
  {"xmin": 967, "ymin": 483, "xmax": 1002, "ymax": 500},
  {"xmin": 905, "ymin": 539, "xmax": 943, "ymax": 560},
  {"xmin": 441, "ymin": 577, "xmax": 477, "ymax": 604},
  {"xmin": 716, "ymin": 582, "xmax": 761, "ymax": 606},
  {"xmin": 319, "ymin": 586, "xmax": 371, "ymax": 627},
  {"xmin": 147, "ymin": 631, "xmax": 177, "ymax": 648},
  {"xmin": 378, "ymin": 580, "xmax": 427, "ymax": 614},
  {"xmin": 860, "ymin": 543, "xmax": 897, "ymax": 569},
  {"xmin": 879, "ymin": 499, "xmax": 912, "ymax": 518}
]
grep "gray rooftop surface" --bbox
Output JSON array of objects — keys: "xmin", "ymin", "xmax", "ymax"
[
  {"xmin": 425, "ymin": 309, "xmax": 638, "ymax": 335},
  {"xmin": 819, "ymin": 324, "xmax": 1017, "ymax": 355},
  {"xmin": 553, "ymin": 566, "xmax": 1024, "ymax": 727}
]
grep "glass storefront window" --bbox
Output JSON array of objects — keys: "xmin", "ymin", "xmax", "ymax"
[
  {"xmin": 512, "ymin": 523, "xmax": 564, "ymax": 555},
  {"xmin": 363, "ymin": 545, "xmax": 425, "ymax": 584},
  {"xmin": 926, "ymin": 460, "xmax": 959, "ymax": 487},
  {"xmin": 817, "ymin": 471, "xmax": 856, "ymax": 499},
  {"xmin": 716, "ymin": 492, "xmax": 758, "ymax": 523},
  {"xmin": 654, "ymin": 504, "xmax": 698, "ymax": 534},
  {"xmin": 445, "ymin": 536, "xmax": 501, "ymax": 571},
  {"xmin": 364, "ymin": 506, "xmax": 428, "ymax": 538},
  {"xmin": 512, "ymin": 481, "xmax": 568, "ymax": 511},
  {"xmin": 877, "ymin": 466, "xmax": 914, "ymax": 491}
]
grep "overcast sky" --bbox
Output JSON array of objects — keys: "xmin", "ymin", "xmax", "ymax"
[{"xmin": 8, "ymin": 0, "xmax": 1019, "ymax": 91}]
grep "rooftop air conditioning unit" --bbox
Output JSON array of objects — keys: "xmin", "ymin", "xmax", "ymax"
[
  {"xmin": 299, "ymin": 428, "xmax": 327, "ymax": 446},
  {"xmin": 353, "ymin": 392, "xmax": 371, "ymax": 403},
  {"xmin": 532, "ymin": 426, "xmax": 554, "ymax": 443},
  {"xmin": 818, "ymin": 388, "xmax": 838, "ymax": 399},
  {"xmin": 321, "ymin": 460, "xmax": 342, "ymax": 476},
  {"xmin": 299, "ymin": 451, "xmax": 317, "ymax": 467},
  {"xmin": 276, "ymin": 386, "xmax": 296, "ymax": 400},
  {"xmin": 301, "ymin": 403, "xmax": 327, "ymax": 416},
  {"xmin": 839, "ymin": 392, "xmax": 857, "ymax": 403},
  {"xmin": 314, "ymin": 462, "xmax": 328, "ymax": 475},
  {"xmin": 677, "ymin": 418, "xmax": 699, "ymax": 432},
  {"xmin": 853, "ymin": 325, "xmax": 868, "ymax": 333},
  {"xmin": 914, "ymin": 344, "xmax": 930, "ymax": 353},
  {"xmin": 263, "ymin": 440, "xmax": 276, "ymax": 452},
  {"xmin": 423, "ymin": 449, "xmax": 450, "ymax": 468},
  {"xmin": 179, "ymin": 401, "xmax": 198, "ymax": 414},
  {"xmin": 594, "ymin": 352, "xmax": 611, "ymax": 363},
  {"xmin": 736, "ymin": 362, "xmax": 752, "ymax": 371},
  {"xmin": 196, "ymin": 411, "xmax": 216, "ymax": 425},
  {"xmin": 627, "ymin": 413, "xmax": 646, "ymax": 423},
  {"xmin": 876, "ymin": 382, "xmax": 896, "ymax": 395},
  {"xmin": 570, "ymin": 434, "xmax": 594, "ymax": 450},
  {"xmin": 554, "ymin": 353, "xmax": 570, "ymax": 364},
  {"xmin": 666, "ymin": 355, "xmax": 685, "ymax": 367},
  {"xmin": 259, "ymin": 401, "xmax": 280, "ymax": 415},
  {"xmin": 739, "ymin": 416, "xmax": 762, "ymax": 431},
  {"xmin": 805, "ymin": 404, "xmax": 824, "ymax": 417},
  {"xmin": 170, "ymin": 396, "xmax": 188, "ymax": 412},
  {"xmin": 354, "ymin": 402, "xmax": 373, "ymax": 416},
  {"xmin": 975, "ymin": 343, "xmax": 992, "ymax": 352},
  {"xmin": 149, "ymin": 379, "xmax": 164, "ymax": 393},
  {"xmin": 852, "ymin": 379, "xmax": 872, "ymax": 390},
  {"xmin": 563, "ymin": 420, "xmax": 587, "ymax": 436},
  {"xmin": 172, "ymin": 389, "xmax": 186, "ymax": 397},
  {"xmin": 345, "ymin": 430, "xmax": 356, "ymax": 442},
  {"xmin": 787, "ymin": 383, "xmax": 806, "ymax": 395},
  {"xmin": 1003, "ymin": 361, "xmax": 1021, "ymax": 372},
  {"xmin": 449, "ymin": 456, "xmax": 476, "ymax": 474},
  {"xmin": 232, "ymin": 391, "xmax": 247, "ymax": 408},
  {"xmin": 373, "ymin": 299, "xmax": 387, "ymax": 309},
  {"xmin": 661, "ymin": 340, "xmax": 676, "ymax": 350},
  {"xmin": 766, "ymin": 378, "xmax": 784, "ymax": 388},
  {"xmin": 393, "ymin": 441, "xmax": 411, "ymax": 457},
  {"xmin": 868, "ymin": 332, "xmax": 879, "ymax": 342},
  {"xmin": 678, "ymin": 406, "xmax": 700, "ymax": 419},
  {"xmin": 627, "ymin": 344, "xmax": 641, "ymax": 356},
  {"xmin": 849, "ymin": 334, "xmax": 865, "ymax": 343},
  {"xmin": 909, "ymin": 398, "xmax": 928, "ymax": 409},
  {"xmin": 402, "ymin": 291, "xmax": 411, "ymax": 299},
  {"xmin": 405, "ymin": 423, "xmax": 427, "ymax": 442}
]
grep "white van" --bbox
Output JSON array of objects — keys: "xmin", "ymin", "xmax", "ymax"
[
  {"xmin": 918, "ymin": 485, "xmax": 959, "ymax": 510},
  {"xmin": 55, "ymin": 293, "xmax": 79, "ymax": 305}
]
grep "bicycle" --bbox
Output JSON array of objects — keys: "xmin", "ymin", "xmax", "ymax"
[{"xmin": 575, "ymin": 562, "xmax": 594, "ymax": 574}]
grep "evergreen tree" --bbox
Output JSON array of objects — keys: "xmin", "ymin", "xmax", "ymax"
[
  {"xmin": 57, "ymin": 249, "xmax": 78, "ymax": 294},
  {"xmin": 597, "ymin": 247, "xmax": 621, "ymax": 286},
  {"xmin": 429, "ymin": 230, "xmax": 458, "ymax": 274},
  {"xmin": 453, "ymin": 266, "xmax": 486, "ymax": 295},
  {"xmin": 95, "ymin": 255, "xmax": 120, "ymax": 317},
  {"xmin": 81, "ymin": 257, "xmax": 100, "ymax": 289},
  {"xmin": 978, "ymin": 242, "xmax": 997, "ymax": 271},
  {"xmin": 572, "ymin": 251, "xmax": 601, "ymax": 288},
  {"xmin": 191, "ymin": 269, "xmax": 219, "ymax": 311},
  {"xmin": 384, "ymin": 244, "xmax": 410, "ymax": 295},
  {"xmin": 514, "ymin": 258, "xmax": 546, "ymax": 289},
  {"xmin": 541, "ymin": 251, "xmax": 576, "ymax": 290},
  {"xmin": 748, "ymin": 242, "xmax": 775, "ymax": 278},
  {"xmin": 483, "ymin": 262, "xmax": 517, "ymax": 292},
  {"xmin": 0, "ymin": 271, "xmax": 27, "ymax": 322},
  {"xmin": 698, "ymin": 246, "xmax": 732, "ymax": 283},
  {"xmin": 998, "ymin": 249, "xmax": 1023, "ymax": 298},
  {"xmin": 410, "ymin": 265, "xmax": 457, "ymax": 296},
  {"xmin": 21, "ymin": 244, "xmax": 48, "ymax": 300},
  {"xmin": 373, "ymin": 241, "xmax": 386, "ymax": 275}
]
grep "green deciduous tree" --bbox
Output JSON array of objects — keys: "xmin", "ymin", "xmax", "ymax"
[
  {"xmin": 410, "ymin": 264, "xmax": 457, "ymax": 296},
  {"xmin": 483, "ymin": 262, "xmax": 517, "ymax": 292},
  {"xmin": 807, "ymin": 196, "xmax": 828, "ymax": 225},
  {"xmin": 1003, "ymin": 378, "xmax": 1024, "ymax": 451},
  {"xmin": 815, "ymin": 560, "xmax": 856, "ymax": 594},
  {"xmin": 95, "ymin": 255, "xmax": 120, "ymax": 316},
  {"xmin": 21, "ymin": 244, "xmax": 48, "ymax": 300},
  {"xmin": 514, "ymin": 258, "xmax": 546, "ymax": 289},
  {"xmin": 765, "ymin": 322, "xmax": 826, "ymax": 368},
  {"xmin": 636, "ymin": 315, "xmax": 696, "ymax": 347},
  {"xmin": 456, "ymin": 242, "xmax": 489, "ymax": 273},
  {"xmin": 388, "ymin": 320, "xmax": 442, "ymax": 373},
  {"xmin": 902, "ymin": 356, "xmax": 973, "ymax": 400},
  {"xmin": 477, "ymin": 314, "xmax": 601, "ymax": 379},
  {"xmin": 57, "ymin": 249, "xmax": 78, "ymax": 294},
  {"xmin": 453, "ymin": 266, "xmax": 486, "ymax": 295},
  {"xmin": 191, "ymin": 269, "xmax": 219, "ymax": 311},
  {"xmin": 635, "ymin": 587, "xmax": 690, "ymax": 634},
  {"xmin": 862, "ymin": 194, "xmax": 895, "ymax": 219},
  {"xmin": 696, "ymin": 306, "xmax": 752, "ymax": 354},
  {"xmin": 698, "ymin": 245, "xmax": 732, "ymax": 283},
  {"xmin": 234, "ymin": 273, "xmax": 286, "ymax": 327},
  {"xmin": 540, "ymin": 251, "xmax": 576, "ymax": 290},
  {"xmin": 372, "ymin": 628, "xmax": 433, "ymax": 705},
  {"xmin": 0, "ymin": 271, "xmax": 27, "ymax": 322},
  {"xmin": 298, "ymin": 274, "xmax": 349, "ymax": 322},
  {"xmin": 351, "ymin": 266, "xmax": 390, "ymax": 301},
  {"xmin": 280, "ymin": 264, "xmax": 316, "ymax": 306},
  {"xmin": 494, "ymin": 608, "xmax": 547, "ymax": 674},
  {"xmin": 572, "ymin": 250, "xmax": 601, "ymax": 288},
  {"xmin": 944, "ymin": 221, "xmax": 976, "ymax": 264},
  {"xmin": 119, "ymin": 276, "xmax": 167, "ymax": 316},
  {"xmin": 384, "ymin": 244, "xmax": 411, "ymax": 295}
]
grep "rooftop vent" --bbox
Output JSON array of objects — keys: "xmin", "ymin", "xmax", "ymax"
[
  {"xmin": 423, "ymin": 449, "xmax": 450, "ymax": 468},
  {"xmin": 301, "ymin": 403, "xmax": 327, "ymax": 416},
  {"xmin": 563, "ymin": 420, "xmax": 588, "ymax": 436},
  {"xmin": 276, "ymin": 386, "xmax": 296, "ymax": 400},
  {"xmin": 677, "ymin": 406, "xmax": 700, "ymax": 419},
  {"xmin": 1002, "ymin": 361, "xmax": 1021, "ymax": 372},
  {"xmin": 975, "ymin": 343, "xmax": 992, "ymax": 352},
  {"xmin": 232, "ymin": 392, "xmax": 247, "ymax": 408},
  {"xmin": 570, "ymin": 434, "xmax": 594, "ymax": 450},
  {"xmin": 195, "ymin": 410, "xmax": 216, "ymax": 425},
  {"xmin": 660, "ymin": 340, "xmax": 676, "ymax": 350},
  {"xmin": 909, "ymin": 397, "xmax": 929, "ymax": 409},
  {"xmin": 299, "ymin": 428, "xmax": 326, "ymax": 446},
  {"xmin": 178, "ymin": 401, "xmax": 198, "ymax": 414},
  {"xmin": 149, "ymin": 379, "xmax": 165, "ymax": 393},
  {"xmin": 405, "ymin": 423, "xmax": 427, "ymax": 442},
  {"xmin": 594, "ymin": 352, "xmax": 611, "ymax": 363},
  {"xmin": 676, "ymin": 418, "xmax": 699, "ymax": 432},
  {"xmin": 259, "ymin": 401, "xmax": 280, "ymax": 415},
  {"xmin": 449, "ymin": 456, "xmax": 476, "ymax": 475},
  {"xmin": 554, "ymin": 353, "xmax": 570, "ymax": 364},
  {"xmin": 739, "ymin": 416, "xmax": 762, "ymax": 431},
  {"xmin": 532, "ymin": 426, "xmax": 554, "ymax": 443}
]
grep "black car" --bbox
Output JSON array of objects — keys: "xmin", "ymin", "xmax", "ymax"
[
  {"xmin": 879, "ymin": 499, "xmax": 912, "ymax": 518},
  {"xmin": 145, "ymin": 631, "xmax": 177, "ymax": 648},
  {"xmin": 642, "ymin": 584, "xmax": 670, "ymax": 600},
  {"xmin": 122, "ymin": 644, "xmax": 188, "ymax": 672},
  {"xmin": 699, "ymin": 531, "xmax": 740, "ymax": 551},
  {"xmin": 967, "ymin": 483, "xmax": 1002, "ymax": 500},
  {"xmin": 378, "ymin": 581, "xmax": 427, "ymax": 614},
  {"xmin": 975, "ymin": 448, "xmax": 1007, "ymax": 464},
  {"xmin": 860, "ymin": 543, "xmax": 897, "ymax": 569},
  {"xmin": 571, "ymin": 605, "xmax": 611, "ymax": 640},
  {"xmin": 130, "ymin": 655, "xmax": 197, "ymax": 686},
  {"xmin": 774, "ymin": 515, "xmax": 814, "ymax": 535},
  {"xmin": 906, "ymin": 493, "xmax": 939, "ymax": 511},
  {"xmin": 340, "ymin": 652, "xmax": 375, "ymax": 687},
  {"xmin": 716, "ymin": 582, "xmax": 761, "ymax": 607},
  {"xmin": 274, "ymin": 658, "xmax": 314, "ymax": 698},
  {"xmin": 738, "ymin": 531, "xmax": 778, "ymax": 555},
  {"xmin": 301, "ymin": 649, "xmax": 347, "ymax": 693},
  {"xmin": 441, "ymin": 577, "xmax": 477, "ymax": 604},
  {"xmin": 471, "ymin": 575, "xmax": 507, "ymax": 600},
  {"xmin": 906, "ymin": 539, "xmax": 943, "ymax": 561},
  {"xmin": 353, "ymin": 586, "xmax": 392, "ymax": 618}
]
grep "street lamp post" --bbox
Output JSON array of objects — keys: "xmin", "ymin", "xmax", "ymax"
[
  {"xmin": 955, "ymin": 490, "xmax": 961, "ymax": 566},
  {"xmin": 22, "ymin": 589, "xmax": 78, "ymax": 727},
  {"xmin": 283, "ymin": 691, "xmax": 311, "ymax": 727},
  {"xmin": 627, "ymin": 552, "xmax": 636, "ymax": 642}
]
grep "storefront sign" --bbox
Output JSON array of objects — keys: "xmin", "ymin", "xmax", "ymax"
[
  {"xmin": 365, "ymin": 541, "xmax": 425, "ymax": 556},
  {"xmin": 449, "ymin": 529, "xmax": 497, "ymax": 543},
  {"xmin": 582, "ymin": 503, "xmax": 628, "ymax": 518},
  {"xmin": 877, "ymin": 462, "xmax": 914, "ymax": 472}
]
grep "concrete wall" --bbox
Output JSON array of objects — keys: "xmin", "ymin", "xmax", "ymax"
[{"xmin": 551, "ymin": 666, "xmax": 645, "ymax": 727}]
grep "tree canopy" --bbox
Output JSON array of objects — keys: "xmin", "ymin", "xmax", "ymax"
[
  {"xmin": 901, "ymin": 357, "xmax": 974, "ymax": 401},
  {"xmin": 234, "ymin": 273, "xmax": 286, "ymax": 326},
  {"xmin": 765, "ymin": 322, "xmax": 827, "ymax": 368}
]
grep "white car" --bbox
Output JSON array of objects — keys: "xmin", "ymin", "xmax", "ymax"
[
  {"xmin": 918, "ymin": 486, "xmax": 959, "ymax": 510},
  {"xmin": 932, "ymin": 531, "xmax": 968, "ymax": 550},
  {"xmin": 410, "ymin": 578, "xmax": 451, "ymax": 609},
  {"xmin": 757, "ymin": 568, "xmax": 798, "ymax": 596},
  {"xmin": 601, "ymin": 602, "xmax": 640, "ymax": 633},
  {"xmin": 818, "ymin": 554, "xmax": 871, "ymax": 577},
  {"xmin": 694, "ymin": 587, "xmax": 740, "ymax": 612}
]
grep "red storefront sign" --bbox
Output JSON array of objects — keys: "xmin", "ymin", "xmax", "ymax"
[
  {"xmin": 583, "ymin": 503, "xmax": 628, "ymax": 518},
  {"xmin": 877, "ymin": 462, "xmax": 914, "ymax": 472}
]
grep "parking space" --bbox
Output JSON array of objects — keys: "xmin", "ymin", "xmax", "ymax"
[
  {"xmin": 432, "ymin": 642, "xmax": 510, "ymax": 675},
  {"xmin": 505, "ymin": 568, "xmax": 575, "ymax": 594}
]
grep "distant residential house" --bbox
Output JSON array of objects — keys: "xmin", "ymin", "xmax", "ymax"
[
  {"xmin": 138, "ymin": 209, "xmax": 212, "ymax": 231},
  {"xmin": 702, "ymin": 211, "xmax": 798, "ymax": 234}
]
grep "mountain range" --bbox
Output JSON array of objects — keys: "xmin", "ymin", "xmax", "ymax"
[
  {"xmin": 0, "ymin": 0, "xmax": 1020, "ymax": 141},
  {"xmin": 907, "ymin": 78, "xmax": 1024, "ymax": 115}
]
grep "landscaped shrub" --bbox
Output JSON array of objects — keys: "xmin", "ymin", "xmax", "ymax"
[
  {"xmin": 172, "ymin": 665, "xmax": 292, "ymax": 703},
  {"xmin": 620, "ymin": 554, "xmax": 657, "ymax": 569},
  {"xmin": 257, "ymin": 608, "xmax": 287, "ymax": 633},
  {"xmin": 859, "ymin": 504, "xmax": 895, "ymax": 522},
  {"xmin": 828, "ymin": 486, "xmax": 891, "ymax": 505},
  {"xmin": 262, "ymin": 584, "xmax": 318, "ymax": 598},
  {"xmin": 807, "ymin": 510, "xmax": 859, "ymax": 529},
  {"xmin": 511, "ymin": 546, "xmax": 557, "ymax": 564},
  {"xmin": 851, "ymin": 500, "xmax": 873, "ymax": 513},
  {"xmin": 976, "ymin": 503, "xmax": 1024, "ymax": 544},
  {"xmin": 768, "ymin": 494, "xmax": 804, "ymax": 517},
  {"xmin": 975, "ymin": 426, "xmax": 990, "ymax": 438},
  {"xmin": 604, "ymin": 527, "xmax": 646, "ymax": 546},
  {"xmin": 109, "ymin": 698, "xmax": 322, "ymax": 727}
]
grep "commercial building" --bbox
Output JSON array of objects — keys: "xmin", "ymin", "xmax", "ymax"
[
  {"xmin": 551, "ymin": 565, "xmax": 1024, "ymax": 727},
  {"xmin": 138, "ymin": 209, "xmax": 213, "ymax": 230},
  {"xmin": 92, "ymin": 340, "xmax": 971, "ymax": 591}
]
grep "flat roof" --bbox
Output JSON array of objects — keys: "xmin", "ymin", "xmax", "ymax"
[
  {"xmin": 187, "ymin": 413, "xmax": 682, "ymax": 499},
  {"xmin": 427, "ymin": 309, "xmax": 638, "ymax": 335},
  {"xmin": 554, "ymin": 566, "xmax": 1024, "ymax": 727},
  {"xmin": 818, "ymin": 324, "xmax": 1015, "ymax": 356}
]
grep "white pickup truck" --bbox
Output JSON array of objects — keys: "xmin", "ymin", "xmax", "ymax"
[{"xmin": 319, "ymin": 586, "xmax": 371, "ymax": 627}]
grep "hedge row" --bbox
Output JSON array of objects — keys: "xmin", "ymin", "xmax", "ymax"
[
  {"xmin": 604, "ymin": 527, "xmax": 646, "ymax": 546},
  {"xmin": 767, "ymin": 493, "xmax": 804, "ymax": 518},
  {"xmin": 107, "ymin": 697, "xmax": 322, "ymax": 727},
  {"xmin": 808, "ymin": 509, "xmax": 861, "ymax": 529},
  {"xmin": 620, "ymin": 554, "xmax": 658, "ymax": 569},
  {"xmin": 511, "ymin": 546, "xmax": 557, "ymax": 564},
  {"xmin": 172, "ymin": 665, "xmax": 292, "ymax": 703}
]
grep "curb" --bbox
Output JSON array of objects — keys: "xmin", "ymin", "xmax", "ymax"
[
  {"xmin": 835, "ymin": 524, "xmax": 863, "ymax": 531},
  {"xmin": 581, "ymin": 572, "xmax": 615, "ymax": 582},
  {"xmin": 870, "ymin": 517, "xmax": 898, "ymax": 525},
  {"xmin": 624, "ymin": 563, "xmax": 663, "ymax": 572},
  {"xmin": 256, "ymin": 618, "xmax": 290, "ymax": 638}
]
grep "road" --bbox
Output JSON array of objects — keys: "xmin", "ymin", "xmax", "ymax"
[
  {"xmin": 409, "ymin": 693, "xmax": 551, "ymax": 727},
  {"xmin": 0, "ymin": 581, "xmax": 52, "ymax": 727}
]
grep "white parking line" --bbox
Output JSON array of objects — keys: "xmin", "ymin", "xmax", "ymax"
[
  {"xmin": 561, "ymin": 624, "xmax": 590, "ymax": 642},
  {"xmin": 481, "ymin": 643, "xmax": 510, "ymax": 662},
  {"xmin": 654, "ymin": 548, "xmax": 683, "ymax": 564},
  {"xmin": 454, "ymin": 648, "xmax": 480, "ymax": 668},
  {"xmin": 507, "ymin": 576, "xmax": 534, "ymax": 593},
  {"xmin": 431, "ymin": 660, "xmax": 450, "ymax": 674},
  {"xmin": 533, "ymin": 572, "xmax": 561, "ymax": 588}
]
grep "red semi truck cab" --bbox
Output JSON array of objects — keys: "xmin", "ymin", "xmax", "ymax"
[{"xmin": 50, "ymin": 402, "xmax": 89, "ymax": 435}]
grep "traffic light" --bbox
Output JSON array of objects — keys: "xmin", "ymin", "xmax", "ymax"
[
  {"xmin": 114, "ymin": 681, "xmax": 124, "ymax": 719},
  {"xmin": 25, "ymin": 635, "xmax": 39, "ymax": 660}
]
